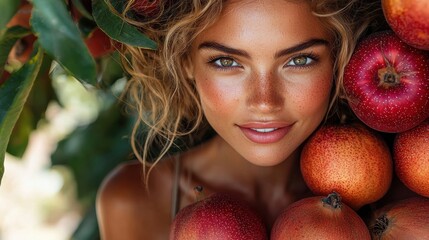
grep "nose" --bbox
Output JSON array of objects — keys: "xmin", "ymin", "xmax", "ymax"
[{"xmin": 246, "ymin": 71, "xmax": 284, "ymax": 113}]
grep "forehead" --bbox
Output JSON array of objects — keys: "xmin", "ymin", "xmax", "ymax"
[{"xmin": 194, "ymin": 0, "xmax": 331, "ymax": 47}]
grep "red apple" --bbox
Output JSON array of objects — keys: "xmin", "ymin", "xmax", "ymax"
[
  {"xmin": 382, "ymin": 0, "xmax": 429, "ymax": 50},
  {"xmin": 343, "ymin": 30, "xmax": 429, "ymax": 133},
  {"xmin": 393, "ymin": 120, "xmax": 429, "ymax": 197},
  {"xmin": 84, "ymin": 27, "xmax": 115, "ymax": 58},
  {"xmin": 170, "ymin": 192, "xmax": 268, "ymax": 240},
  {"xmin": 7, "ymin": 2, "xmax": 32, "ymax": 28}
]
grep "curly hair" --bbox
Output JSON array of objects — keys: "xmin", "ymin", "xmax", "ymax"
[{"xmin": 118, "ymin": 0, "xmax": 380, "ymax": 183}]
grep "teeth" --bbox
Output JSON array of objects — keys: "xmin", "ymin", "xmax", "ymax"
[{"xmin": 251, "ymin": 128, "xmax": 277, "ymax": 133}]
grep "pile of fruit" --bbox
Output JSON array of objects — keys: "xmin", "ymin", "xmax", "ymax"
[{"xmin": 169, "ymin": 0, "xmax": 429, "ymax": 239}]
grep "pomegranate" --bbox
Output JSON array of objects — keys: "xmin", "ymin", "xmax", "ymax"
[
  {"xmin": 169, "ymin": 191, "xmax": 268, "ymax": 240},
  {"xmin": 343, "ymin": 30, "xmax": 429, "ymax": 133},
  {"xmin": 393, "ymin": 120, "xmax": 429, "ymax": 197},
  {"xmin": 271, "ymin": 192, "xmax": 371, "ymax": 239},
  {"xmin": 382, "ymin": 0, "xmax": 429, "ymax": 50},
  {"xmin": 300, "ymin": 123, "xmax": 393, "ymax": 210},
  {"xmin": 369, "ymin": 197, "xmax": 429, "ymax": 239}
]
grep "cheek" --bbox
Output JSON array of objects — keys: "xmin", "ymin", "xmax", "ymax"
[
  {"xmin": 195, "ymin": 75, "xmax": 242, "ymax": 114},
  {"xmin": 293, "ymin": 72, "xmax": 333, "ymax": 115}
]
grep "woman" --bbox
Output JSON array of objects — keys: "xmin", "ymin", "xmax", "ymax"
[{"xmin": 96, "ymin": 0, "xmax": 378, "ymax": 239}]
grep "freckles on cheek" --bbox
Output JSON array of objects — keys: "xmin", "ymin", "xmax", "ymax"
[
  {"xmin": 294, "ymin": 77, "xmax": 332, "ymax": 114},
  {"xmin": 196, "ymin": 77, "xmax": 235, "ymax": 113}
]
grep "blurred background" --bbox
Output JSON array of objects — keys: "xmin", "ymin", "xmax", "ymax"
[
  {"xmin": 0, "ymin": 0, "xmax": 154, "ymax": 239},
  {"xmin": 0, "ymin": 59, "xmax": 133, "ymax": 240}
]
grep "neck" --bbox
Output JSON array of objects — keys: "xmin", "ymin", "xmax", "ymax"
[{"xmin": 211, "ymin": 135, "xmax": 303, "ymax": 195}]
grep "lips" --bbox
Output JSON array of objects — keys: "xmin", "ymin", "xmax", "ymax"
[{"xmin": 238, "ymin": 122, "xmax": 293, "ymax": 144}]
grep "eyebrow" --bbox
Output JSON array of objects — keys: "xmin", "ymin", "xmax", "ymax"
[
  {"xmin": 198, "ymin": 38, "xmax": 330, "ymax": 59},
  {"xmin": 274, "ymin": 38, "xmax": 330, "ymax": 58},
  {"xmin": 198, "ymin": 41, "xmax": 250, "ymax": 58}
]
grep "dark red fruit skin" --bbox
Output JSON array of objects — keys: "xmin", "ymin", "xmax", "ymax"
[
  {"xmin": 343, "ymin": 31, "xmax": 429, "ymax": 133},
  {"xmin": 271, "ymin": 193, "xmax": 371, "ymax": 240},
  {"xmin": 393, "ymin": 120, "xmax": 429, "ymax": 197},
  {"xmin": 169, "ymin": 193, "xmax": 268, "ymax": 240},
  {"xmin": 0, "ymin": 71, "xmax": 11, "ymax": 86},
  {"xmin": 382, "ymin": 0, "xmax": 429, "ymax": 50},
  {"xmin": 369, "ymin": 197, "xmax": 429, "ymax": 239},
  {"xmin": 84, "ymin": 28, "xmax": 115, "ymax": 58}
]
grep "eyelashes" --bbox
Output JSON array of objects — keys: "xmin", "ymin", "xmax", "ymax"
[{"xmin": 206, "ymin": 53, "xmax": 320, "ymax": 71}]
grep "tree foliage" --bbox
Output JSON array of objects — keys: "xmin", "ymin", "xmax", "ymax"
[{"xmin": 0, "ymin": 0, "xmax": 156, "ymax": 238}]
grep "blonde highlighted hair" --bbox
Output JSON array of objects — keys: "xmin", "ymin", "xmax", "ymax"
[{"xmin": 118, "ymin": 0, "xmax": 380, "ymax": 183}]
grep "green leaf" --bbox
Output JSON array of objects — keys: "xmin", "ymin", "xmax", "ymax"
[
  {"xmin": 0, "ymin": 26, "xmax": 31, "ymax": 74},
  {"xmin": 92, "ymin": 0, "xmax": 157, "ymax": 50},
  {"xmin": 0, "ymin": 46, "xmax": 44, "ymax": 184},
  {"xmin": 0, "ymin": 0, "xmax": 21, "ymax": 32},
  {"xmin": 31, "ymin": 0, "xmax": 97, "ymax": 85}
]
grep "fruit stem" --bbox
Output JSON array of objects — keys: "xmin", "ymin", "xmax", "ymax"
[
  {"xmin": 378, "ymin": 66, "xmax": 400, "ymax": 89},
  {"xmin": 321, "ymin": 192, "xmax": 342, "ymax": 209},
  {"xmin": 370, "ymin": 214, "xmax": 389, "ymax": 237}
]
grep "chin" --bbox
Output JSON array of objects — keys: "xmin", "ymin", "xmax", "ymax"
[{"xmin": 241, "ymin": 148, "xmax": 298, "ymax": 167}]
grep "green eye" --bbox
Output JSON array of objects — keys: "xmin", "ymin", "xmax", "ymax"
[
  {"xmin": 220, "ymin": 58, "xmax": 234, "ymax": 67},
  {"xmin": 287, "ymin": 55, "xmax": 315, "ymax": 67},
  {"xmin": 214, "ymin": 57, "xmax": 239, "ymax": 67},
  {"xmin": 293, "ymin": 56, "xmax": 308, "ymax": 65}
]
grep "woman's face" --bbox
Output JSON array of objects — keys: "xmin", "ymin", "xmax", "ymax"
[{"xmin": 189, "ymin": 0, "xmax": 334, "ymax": 166}]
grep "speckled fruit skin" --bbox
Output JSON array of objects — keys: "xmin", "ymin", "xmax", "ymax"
[
  {"xmin": 271, "ymin": 192, "xmax": 371, "ymax": 240},
  {"xmin": 393, "ymin": 120, "xmax": 429, "ymax": 197},
  {"xmin": 169, "ymin": 193, "xmax": 268, "ymax": 240},
  {"xmin": 369, "ymin": 197, "xmax": 429, "ymax": 239},
  {"xmin": 300, "ymin": 124, "xmax": 393, "ymax": 210},
  {"xmin": 382, "ymin": 0, "xmax": 429, "ymax": 50},
  {"xmin": 343, "ymin": 31, "xmax": 429, "ymax": 133}
]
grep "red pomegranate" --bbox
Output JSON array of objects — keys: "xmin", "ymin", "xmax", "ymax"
[
  {"xmin": 300, "ymin": 123, "xmax": 393, "ymax": 210},
  {"xmin": 271, "ymin": 192, "xmax": 371, "ymax": 239},
  {"xmin": 382, "ymin": 0, "xmax": 429, "ymax": 50},
  {"xmin": 393, "ymin": 120, "xmax": 429, "ymax": 197},
  {"xmin": 170, "ymin": 191, "xmax": 268, "ymax": 240},
  {"xmin": 369, "ymin": 197, "xmax": 429, "ymax": 239}
]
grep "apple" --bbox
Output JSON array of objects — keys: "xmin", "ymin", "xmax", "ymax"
[
  {"xmin": 393, "ymin": 120, "xmax": 429, "ymax": 197},
  {"xmin": 169, "ymin": 192, "xmax": 268, "ymax": 240},
  {"xmin": 343, "ymin": 30, "xmax": 429, "ymax": 133},
  {"xmin": 7, "ymin": 2, "xmax": 32, "ymax": 28},
  {"xmin": 382, "ymin": 0, "xmax": 429, "ymax": 50},
  {"xmin": 300, "ymin": 123, "xmax": 393, "ymax": 210},
  {"xmin": 84, "ymin": 27, "xmax": 115, "ymax": 58}
]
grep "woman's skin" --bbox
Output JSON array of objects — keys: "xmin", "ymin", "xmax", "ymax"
[{"xmin": 97, "ymin": 1, "xmax": 336, "ymax": 239}]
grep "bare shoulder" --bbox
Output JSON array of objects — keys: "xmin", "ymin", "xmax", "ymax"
[{"xmin": 96, "ymin": 159, "xmax": 176, "ymax": 240}]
